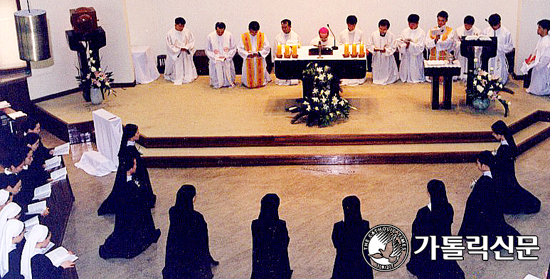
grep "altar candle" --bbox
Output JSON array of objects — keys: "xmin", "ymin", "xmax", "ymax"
[
  {"xmin": 291, "ymin": 45, "xmax": 298, "ymax": 58},
  {"xmin": 344, "ymin": 43, "xmax": 349, "ymax": 56},
  {"xmin": 276, "ymin": 44, "xmax": 282, "ymax": 57},
  {"xmin": 359, "ymin": 43, "xmax": 365, "ymax": 55},
  {"xmin": 284, "ymin": 45, "xmax": 290, "ymax": 58},
  {"xmin": 352, "ymin": 43, "xmax": 357, "ymax": 56}
]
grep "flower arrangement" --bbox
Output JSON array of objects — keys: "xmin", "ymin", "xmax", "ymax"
[
  {"xmin": 287, "ymin": 62, "xmax": 355, "ymax": 127},
  {"xmin": 469, "ymin": 67, "xmax": 511, "ymax": 117},
  {"xmin": 76, "ymin": 47, "xmax": 115, "ymax": 100}
]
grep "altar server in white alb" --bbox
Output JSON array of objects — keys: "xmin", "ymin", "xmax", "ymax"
[
  {"xmin": 238, "ymin": 21, "xmax": 271, "ymax": 88},
  {"xmin": 366, "ymin": 19, "xmax": 398, "ymax": 85},
  {"xmin": 397, "ymin": 14, "xmax": 425, "ymax": 83},
  {"xmin": 274, "ymin": 19, "xmax": 301, "ymax": 86},
  {"xmin": 206, "ymin": 22, "xmax": 236, "ymax": 88},
  {"xmin": 522, "ymin": 19, "xmax": 550, "ymax": 96},
  {"xmin": 338, "ymin": 15, "xmax": 366, "ymax": 86},
  {"xmin": 482, "ymin": 14, "xmax": 514, "ymax": 84},
  {"xmin": 426, "ymin": 11, "xmax": 455, "ymax": 61},
  {"xmin": 455, "ymin": 15, "xmax": 481, "ymax": 80},
  {"xmin": 165, "ymin": 17, "xmax": 198, "ymax": 85}
]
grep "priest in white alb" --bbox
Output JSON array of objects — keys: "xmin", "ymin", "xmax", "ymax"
[
  {"xmin": 521, "ymin": 19, "xmax": 550, "ymax": 96},
  {"xmin": 206, "ymin": 22, "xmax": 236, "ymax": 88},
  {"xmin": 482, "ymin": 14, "xmax": 514, "ymax": 84},
  {"xmin": 274, "ymin": 19, "xmax": 301, "ymax": 86},
  {"xmin": 165, "ymin": 17, "xmax": 198, "ymax": 85},
  {"xmin": 338, "ymin": 15, "xmax": 365, "ymax": 86},
  {"xmin": 397, "ymin": 14, "xmax": 425, "ymax": 83},
  {"xmin": 366, "ymin": 19, "xmax": 398, "ymax": 85},
  {"xmin": 425, "ymin": 11, "xmax": 455, "ymax": 61},
  {"xmin": 455, "ymin": 15, "xmax": 481, "ymax": 80}
]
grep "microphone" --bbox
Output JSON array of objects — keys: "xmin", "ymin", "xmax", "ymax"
[{"xmin": 326, "ymin": 24, "xmax": 338, "ymax": 50}]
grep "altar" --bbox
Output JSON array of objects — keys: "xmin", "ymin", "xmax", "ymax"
[{"xmin": 273, "ymin": 46, "xmax": 367, "ymax": 80}]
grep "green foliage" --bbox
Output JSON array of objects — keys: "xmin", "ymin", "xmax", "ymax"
[{"xmin": 287, "ymin": 63, "xmax": 355, "ymax": 127}]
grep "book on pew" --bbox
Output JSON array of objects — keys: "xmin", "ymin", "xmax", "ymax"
[
  {"xmin": 33, "ymin": 182, "xmax": 52, "ymax": 200},
  {"xmin": 46, "ymin": 247, "xmax": 78, "ymax": 267},
  {"xmin": 26, "ymin": 200, "xmax": 47, "ymax": 215},
  {"xmin": 7, "ymin": 111, "xmax": 26, "ymax": 120},
  {"xmin": 50, "ymin": 167, "xmax": 67, "ymax": 182},
  {"xmin": 52, "ymin": 143, "xmax": 70, "ymax": 156},
  {"xmin": 44, "ymin": 156, "xmax": 61, "ymax": 170},
  {"xmin": 24, "ymin": 216, "xmax": 39, "ymax": 231},
  {"xmin": 0, "ymin": 101, "xmax": 10, "ymax": 109}
]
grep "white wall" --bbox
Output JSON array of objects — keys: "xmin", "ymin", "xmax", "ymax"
[
  {"xmin": 0, "ymin": 0, "xmax": 26, "ymax": 69},
  {"xmin": 26, "ymin": 0, "xmax": 134, "ymax": 100},
  {"xmin": 514, "ymin": 0, "xmax": 550, "ymax": 73},
  {"xmin": 126, "ymin": 0, "xmax": 519, "ymax": 60},
  {"xmin": 15, "ymin": 0, "xmax": 548, "ymax": 99}
]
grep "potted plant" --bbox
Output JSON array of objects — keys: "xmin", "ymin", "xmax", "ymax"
[
  {"xmin": 77, "ymin": 48, "xmax": 115, "ymax": 104},
  {"xmin": 287, "ymin": 62, "xmax": 355, "ymax": 127},
  {"xmin": 468, "ymin": 67, "xmax": 511, "ymax": 117}
]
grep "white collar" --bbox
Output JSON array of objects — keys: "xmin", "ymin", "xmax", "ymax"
[
  {"xmin": 501, "ymin": 139, "xmax": 508, "ymax": 145},
  {"xmin": 22, "ymin": 165, "xmax": 28, "ymax": 170},
  {"xmin": 483, "ymin": 170, "xmax": 492, "ymax": 178},
  {"xmin": 427, "ymin": 203, "xmax": 432, "ymax": 211},
  {"xmin": 127, "ymin": 141, "xmax": 135, "ymax": 146},
  {"xmin": 3, "ymin": 169, "xmax": 13, "ymax": 175},
  {"xmin": 127, "ymin": 175, "xmax": 132, "ymax": 182}
]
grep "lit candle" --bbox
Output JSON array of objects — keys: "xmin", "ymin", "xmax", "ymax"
[
  {"xmin": 359, "ymin": 43, "xmax": 365, "ymax": 57},
  {"xmin": 351, "ymin": 43, "xmax": 357, "ymax": 57},
  {"xmin": 284, "ymin": 45, "xmax": 290, "ymax": 58},
  {"xmin": 344, "ymin": 43, "xmax": 349, "ymax": 57},
  {"xmin": 291, "ymin": 45, "xmax": 298, "ymax": 58},
  {"xmin": 276, "ymin": 44, "xmax": 282, "ymax": 58}
]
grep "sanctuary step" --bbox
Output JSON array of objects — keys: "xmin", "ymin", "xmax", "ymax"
[{"xmin": 140, "ymin": 121, "xmax": 550, "ymax": 168}]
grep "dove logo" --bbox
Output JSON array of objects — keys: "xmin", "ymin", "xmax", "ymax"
[{"xmin": 362, "ymin": 224, "xmax": 409, "ymax": 272}]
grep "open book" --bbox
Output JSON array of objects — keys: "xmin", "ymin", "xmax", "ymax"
[
  {"xmin": 50, "ymin": 167, "xmax": 67, "ymax": 182},
  {"xmin": 44, "ymin": 156, "xmax": 61, "ymax": 170},
  {"xmin": 46, "ymin": 246, "xmax": 78, "ymax": 267},
  {"xmin": 7, "ymin": 111, "xmax": 26, "ymax": 120},
  {"xmin": 24, "ymin": 216, "xmax": 39, "ymax": 232},
  {"xmin": 52, "ymin": 143, "xmax": 70, "ymax": 156},
  {"xmin": 33, "ymin": 182, "xmax": 52, "ymax": 200},
  {"xmin": 0, "ymin": 101, "xmax": 10, "ymax": 109},
  {"xmin": 430, "ymin": 26, "xmax": 447, "ymax": 37},
  {"xmin": 26, "ymin": 200, "xmax": 47, "ymax": 215}
]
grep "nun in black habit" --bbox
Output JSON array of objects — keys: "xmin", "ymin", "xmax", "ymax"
[
  {"xmin": 98, "ymin": 124, "xmax": 156, "ymax": 215},
  {"xmin": 458, "ymin": 151, "xmax": 520, "ymax": 247},
  {"xmin": 331, "ymin": 195, "xmax": 373, "ymax": 279},
  {"xmin": 407, "ymin": 180, "xmax": 465, "ymax": 279},
  {"xmin": 491, "ymin": 120, "xmax": 540, "ymax": 214},
  {"xmin": 251, "ymin": 194, "xmax": 292, "ymax": 279},
  {"xmin": 99, "ymin": 156, "xmax": 161, "ymax": 259},
  {"xmin": 162, "ymin": 185, "xmax": 217, "ymax": 279}
]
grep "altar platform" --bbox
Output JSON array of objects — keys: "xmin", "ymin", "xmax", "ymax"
[{"xmin": 34, "ymin": 74, "xmax": 550, "ymax": 167}]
